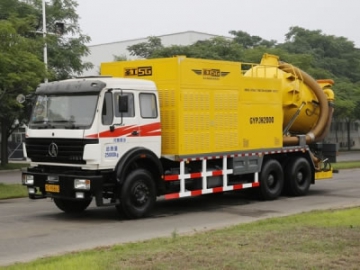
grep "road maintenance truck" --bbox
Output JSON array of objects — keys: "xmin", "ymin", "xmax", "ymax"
[{"xmin": 22, "ymin": 54, "xmax": 336, "ymax": 219}]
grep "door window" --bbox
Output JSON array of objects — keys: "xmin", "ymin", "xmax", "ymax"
[{"xmin": 139, "ymin": 93, "xmax": 157, "ymax": 118}]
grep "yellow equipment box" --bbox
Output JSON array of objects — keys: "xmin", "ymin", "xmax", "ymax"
[{"xmin": 101, "ymin": 56, "xmax": 283, "ymax": 156}]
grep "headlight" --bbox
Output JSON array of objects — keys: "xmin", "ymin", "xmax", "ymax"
[
  {"xmin": 23, "ymin": 174, "xmax": 34, "ymax": 185},
  {"xmin": 74, "ymin": 179, "xmax": 91, "ymax": 190}
]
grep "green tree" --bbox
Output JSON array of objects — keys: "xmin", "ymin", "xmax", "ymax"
[
  {"xmin": 229, "ymin": 30, "xmax": 277, "ymax": 49},
  {"xmin": 0, "ymin": 16, "xmax": 45, "ymax": 165},
  {"xmin": 127, "ymin": 36, "xmax": 164, "ymax": 59},
  {"xmin": 187, "ymin": 37, "xmax": 244, "ymax": 61},
  {"xmin": 155, "ymin": 37, "xmax": 244, "ymax": 61},
  {"xmin": 281, "ymin": 26, "xmax": 360, "ymax": 82},
  {"xmin": 128, "ymin": 36, "xmax": 245, "ymax": 61},
  {"xmin": 280, "ymin": 26, "xmax": 360, "ymax": 149},
  {"xmin": 0, "ymin": 0, "xmax": 92, "ymax": 165},
  {"xmin": 28, "ymin": 0, "xmax": 93, "ymax": 80},
  {"xmin": 113, "ymin": 54, "xmax": 128, "ymax": 61},
  {"xmin": 126, "ymin": 31, "xmax": 286, "ymax": 64}
]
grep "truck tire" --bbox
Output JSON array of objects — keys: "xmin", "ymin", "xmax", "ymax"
[
  {"xmin": 118, "ymin": 169, "xmax": 156, "ymax": 219},
  {"xmin": 285, "ymin": 157, "xmax": 311, "ymax": 196},
  {"xmin": 53, "ymin": 198, "xmax": 92, "ymax": 213},
  {"xmin": 259, "ymin": 159, "xmax": 284, "ymax": 200}
]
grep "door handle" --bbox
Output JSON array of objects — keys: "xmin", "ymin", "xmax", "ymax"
[{"xmin": 131, "ymin": 130, "xmax": 139, "ymax": 136}]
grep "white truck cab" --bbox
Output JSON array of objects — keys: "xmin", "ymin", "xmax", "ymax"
[
  {"xmin": 26, "ymin": 78, "xmax": 161, "ymax": 169},
  {"xmin": 23, "ymin": 78, "xmax": 163, "ymax": 218}
]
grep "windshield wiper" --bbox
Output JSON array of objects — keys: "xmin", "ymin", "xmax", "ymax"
[
  {"xmin": 31, "ymin": 122, "xmax": 56, "ymax": 129},
  {"xmin": 52, "ymin": 120, "xmax": 70, "ymax": 123},
  {"xmin": 53, "ymin": 120, "xmax": 79, "ymax": 129},
  {"xmin": 51, "ymin": 120, "xmax": 76, "ymax": 128},
  {"xmin": 31, "ymin": 120, "xmax": 85, "ymax": 129},
  {"xmin": 64, "ymin": 123, "xmax": 80, "ymax": 129}
]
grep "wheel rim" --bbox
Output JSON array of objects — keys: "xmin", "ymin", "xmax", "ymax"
[
  {"xmin": 267, "ymin": 173, "xmax": 276, "ymax": 188},
  {"xmin": 131, "ymin": 182, "xmax": 150, "ymax": 207},
  {"xmin": 296, "ymin": 171, "xmax": 304, "ymax": 184}
]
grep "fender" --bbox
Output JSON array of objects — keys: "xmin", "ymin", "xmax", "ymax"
[{"xmin": 115, "ymin": 147, "xmax": 163, "ymax": 185}]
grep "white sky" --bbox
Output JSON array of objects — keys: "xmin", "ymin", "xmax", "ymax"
[{"xmin": 76, "ymin": 0, "xmax": 360, "ymax": 47}]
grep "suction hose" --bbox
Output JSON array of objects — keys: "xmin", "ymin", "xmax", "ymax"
[
  {"xmin": 279, "ymin": 63, "xmax": 330, "ymax": 146},
  {"xmin": 315, "ymin": 80, "xmax": 335, "ymax": 142}
]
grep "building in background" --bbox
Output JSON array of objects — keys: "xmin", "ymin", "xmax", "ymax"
[
  {"xmin": 81, "ymin": 31, "xmax": 226, "ymax": 76},
  {"xmin": 327, "ymin": 120, "xmax": 360, "ymax": 150}
]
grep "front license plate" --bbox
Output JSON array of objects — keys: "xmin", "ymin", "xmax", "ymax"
[{"xmin": 45, "ymin": 184, "xmax": 60, "ymax": 193}]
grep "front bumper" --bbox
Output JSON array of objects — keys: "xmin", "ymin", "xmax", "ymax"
[{"xmin": 22, "ymin": 168, "xmax": 104, "ymax": 201}]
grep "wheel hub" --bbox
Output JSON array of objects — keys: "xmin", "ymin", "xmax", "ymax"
[
  {"xmin": 267, "ymin": 174, "xmax": 275, "ymax": 187},
  {"xmin": 296, "ymin": 171, "xmax": 304, "ymax": 183},
  {"xmin": 132, "ymin": 183, "xmax": 149, "ymax": 206}
]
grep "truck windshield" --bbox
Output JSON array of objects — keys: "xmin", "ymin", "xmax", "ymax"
[{"xmin": 29, "ymin": 94, "xmax": 99, "ymax": 129}]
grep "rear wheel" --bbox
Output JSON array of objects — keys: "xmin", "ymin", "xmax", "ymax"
[
  {"xmin": 117, "ymin": 169, "xmax": 156, "ymax": 219},
  {"xmin": 53, "ymin": 198, "xmax": 92, "ymax": 213},
  {"xmin": 259, "ymin": 159, "xmax": 284, "ymax": 200},
  {"xmin": 285, "ymin": 157, "xmax": 312, "ymax": 196}
]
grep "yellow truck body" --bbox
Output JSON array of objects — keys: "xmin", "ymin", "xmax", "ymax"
[
  {"xmin": 21, "ymin": 54, "xmax": 336, "ymax": 219},
  {"xmin": 101, "ymin": 56, "xmax": 283, "ymax": 156}
]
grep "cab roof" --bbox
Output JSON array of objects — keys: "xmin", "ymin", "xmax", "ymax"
[{"xmin": 36, "ymin": 77, "xmax": 157, "ymax": 95}]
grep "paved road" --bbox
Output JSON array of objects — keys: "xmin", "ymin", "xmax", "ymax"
[
  {"xmin": 0, "ymin": 171, "xmax": 22, "ymax": 185},
  {"xmin": 0, "ymin": 168, "xmax": 359, "ymax": 266}
]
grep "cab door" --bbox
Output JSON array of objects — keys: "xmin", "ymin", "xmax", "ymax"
[
  {"xmin": 101, "ymin": 90, "xmax": 140, "ymax": 166},
  {"xmin": 136, "ymin": 92, "xmax": 161, "ymax": 156}
]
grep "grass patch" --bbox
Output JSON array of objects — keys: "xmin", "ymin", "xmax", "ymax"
[
  {"xmin": 2, "ymin": 207, "xmax": 360, "ymax": 269},
  {"xmin": 0, "ymin": 163, "xmax": 28, "ymax": 171},
  {"xmin": 0, "ymin": 183, "xmax": 28, "ymax": 200},
  {"xmin": 332, "ymin": 161, "xmax": 360, "ymax": 170}
]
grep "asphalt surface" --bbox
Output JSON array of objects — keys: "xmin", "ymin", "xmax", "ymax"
[
  {"xmin": 0, "ymin": 152, "xmax": 359, "ymax": 266},
  {"xmin": 1, "ymin": 168, "xmax": 360, "ymax": 266}
]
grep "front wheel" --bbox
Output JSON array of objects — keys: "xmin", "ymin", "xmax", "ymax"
[
  {"xmin": 53, "ymin": 198, "xmax": 92, "ymax": 213},
  {"xmin": 259, "ymin": 159, "xmax": 284, "ymax": 200},
  {"xmin": 117, "ymin": 169, "xmax": 156, "ymax": 219}
]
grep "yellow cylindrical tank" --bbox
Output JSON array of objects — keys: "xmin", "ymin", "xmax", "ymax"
[{"xmin": 244, "ymin": 54, "xmax": 334, "ymax": 145}]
